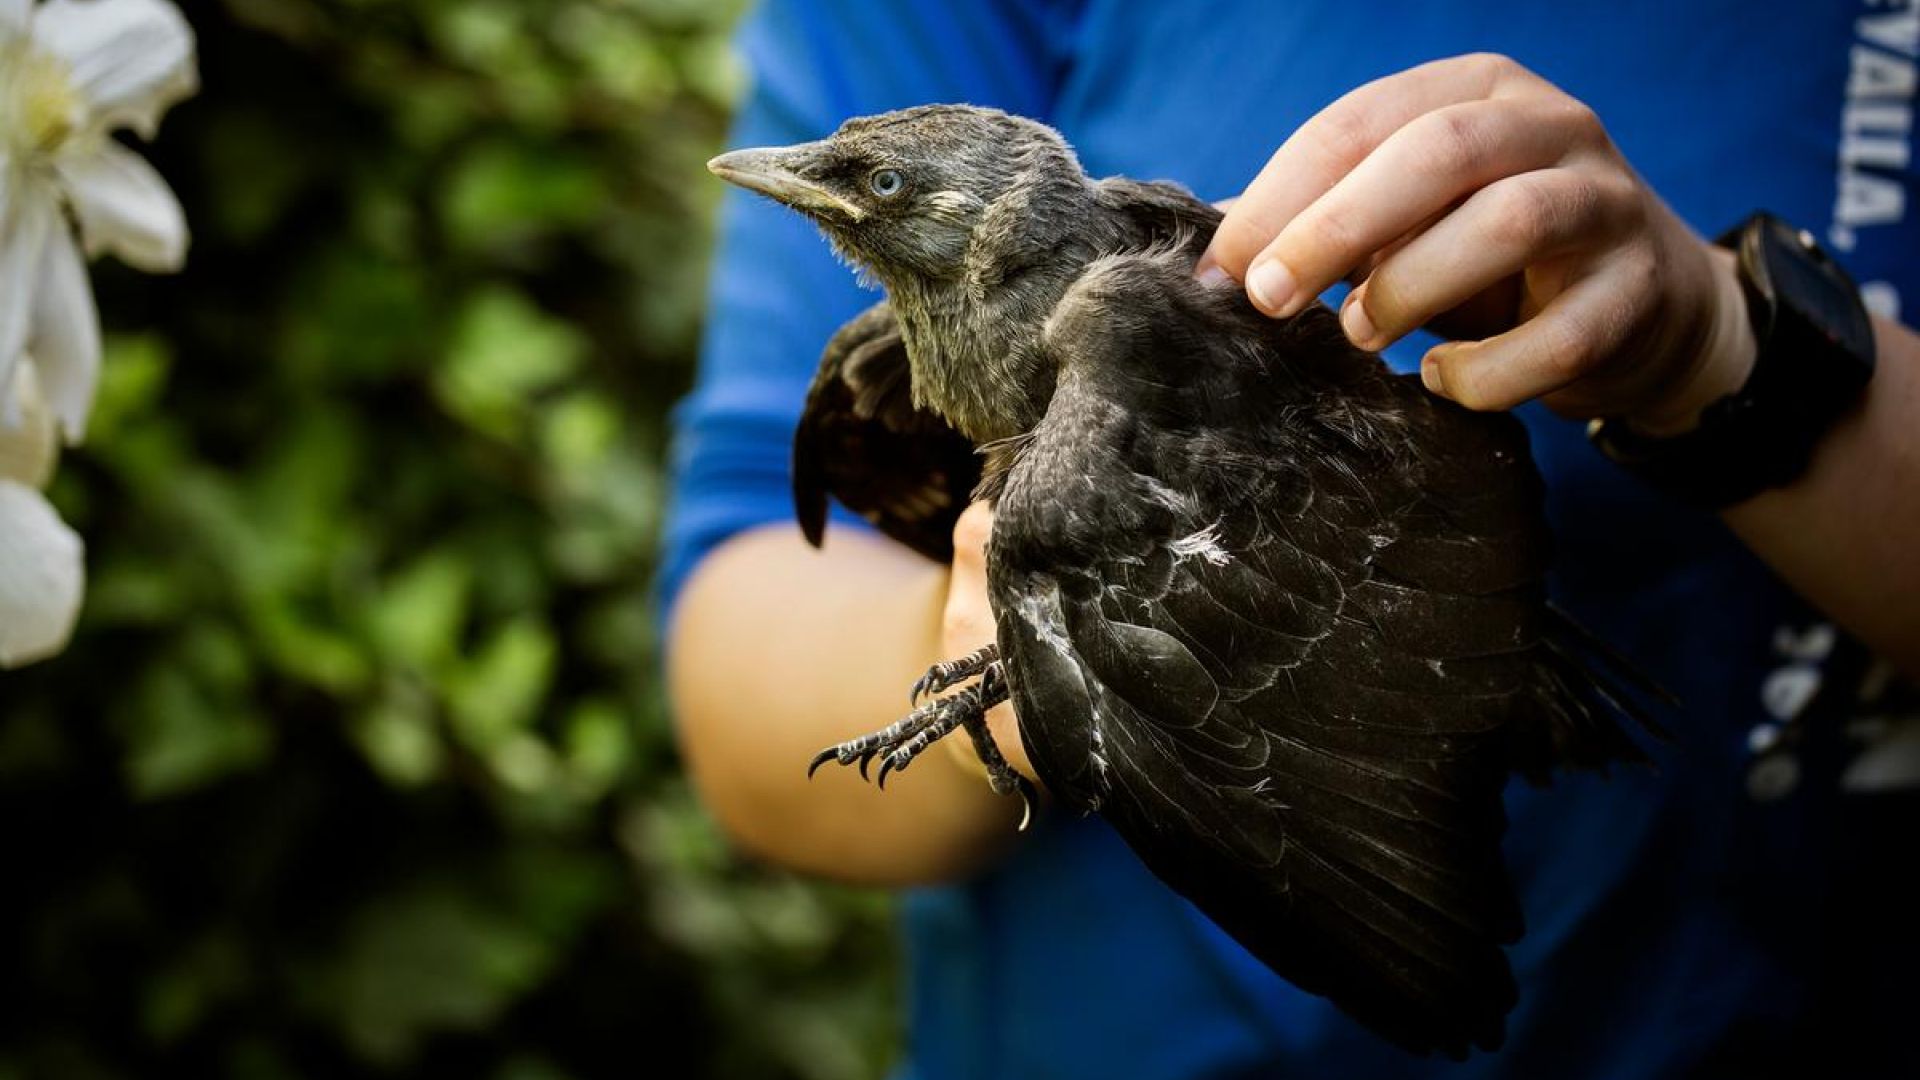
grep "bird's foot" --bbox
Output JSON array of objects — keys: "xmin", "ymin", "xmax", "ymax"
[
  {"xmin": 805, "ymin": 695, "xmax": 958, "ymax": 783},
  {"xmin": 808, "ymin": 659, "xmax": 1033, "ymax": 828},
  {"xmin": 959, "ymin": 666, "xmax": 1037, "ymax": 830},
  {"xmin": 910, "ymin": 643, "xmax": 999, "ymax": 705}
]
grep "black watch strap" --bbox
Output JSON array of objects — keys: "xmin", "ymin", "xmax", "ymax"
[{"xmin": 1587, "ymin": 213, "xmax": 1876, "ymax": 509}]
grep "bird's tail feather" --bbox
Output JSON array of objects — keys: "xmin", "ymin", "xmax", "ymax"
[{"xmin": 1511, "ymin": 604, "xmax": 1673, "ymax": 783}]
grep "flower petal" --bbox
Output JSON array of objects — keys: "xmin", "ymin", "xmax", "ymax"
[
  {"xmin": 33, "ymin": 0, "xmax": 198, "ymax": 139},
  {"xmin": 0, "ymin": 478, "xmax": 85, "ymax": 669},
  {"xmin": 27, "ymin": 223, "xmax": 101, "ymax": 442},
  {"xmin": 0, "ymin": 193, "xmax": 52, "ymax": 423},
  {"xmin": 0, "ymin": 364, "xmax": 58, "ymax": 488},
  {"xmin": 56, "ymin": 141, "xmax": 188, "ymax": 272}
]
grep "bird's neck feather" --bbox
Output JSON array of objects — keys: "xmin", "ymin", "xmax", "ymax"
[{"xmin": 883, "ymin": 261, "xmax": 1083, "ymax": 445}]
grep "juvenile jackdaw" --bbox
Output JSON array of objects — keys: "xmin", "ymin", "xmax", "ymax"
[{"xmin": 709, "ymin": 104, "xmax": 1658, "ymax": 1059}]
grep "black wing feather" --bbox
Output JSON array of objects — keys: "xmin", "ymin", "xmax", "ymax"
[
  {"xmin": 988, "ymin": 251, "xmax": 1621, "ymax": 1057},
  {"xmin": 793, "ymin": 302, "xmax": 979, "ymax": 562}
]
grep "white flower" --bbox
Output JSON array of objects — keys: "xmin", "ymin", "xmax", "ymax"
[
  {"xmin": 3, "ymin": 0, "xmax": 195, "ymax": 436},
  {"xmin": 1, "ymin": 0, "xmax": 194, "ymax": 667},
  {"xmin": 0, "ymin": 360, "xmax": 55, "ymax": 486},
  {"xmin": 0, "ymin": 478, "xmax": 84, "ymax": 668},
  {"xmin": 0, "ymin": 364, "xmax": 80, "ymax": 668},
  {"xmin": 0, "ymin": 326, "xmax": 81, "ymax": 671}
]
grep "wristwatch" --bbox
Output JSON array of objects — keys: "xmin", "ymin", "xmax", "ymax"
[{"xmin": 1587, "ymin": 212, "xmax": 1877, "ymax": 509}]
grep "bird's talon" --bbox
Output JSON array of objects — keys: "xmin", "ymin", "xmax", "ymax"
[
  {"xmin": 807, "ymin": 659, "xmax": 1006, "ymax": 795},
  {"xmin": 908, "ymin": 646, "xmax": 1000, "ymax": 706}
]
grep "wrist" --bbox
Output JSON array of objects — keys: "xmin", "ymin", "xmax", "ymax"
[
  {"xmin": 1625, "ymin": 246, "xmax": 1758, "ymax": 437},
  {"xmin": 1588, "ymin": 212, "xmax": 1878, "ymax": 510}
]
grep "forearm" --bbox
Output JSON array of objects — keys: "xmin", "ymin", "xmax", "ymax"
[
  {"xmin": 1722, "ymin": 312, "xmax": 1920, "ymax": 678},
  {"xmin": 666, "ymin": 524, "xmax": 1022, "ymax": 885}
]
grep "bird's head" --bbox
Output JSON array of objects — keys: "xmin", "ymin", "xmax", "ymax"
[{"xmin": 708, "ymin": 105, "xmax": 1088, "ymax": 296}]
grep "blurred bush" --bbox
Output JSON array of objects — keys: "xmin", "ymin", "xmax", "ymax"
[{"xmin": 0, "ymin": 2, "xmax": 898, "ymax": 1077}]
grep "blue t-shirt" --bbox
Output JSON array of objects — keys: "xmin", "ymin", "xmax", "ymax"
[{"xmin": 661, "ymin": 3, "xmax": 1919, "ymax": 1077}]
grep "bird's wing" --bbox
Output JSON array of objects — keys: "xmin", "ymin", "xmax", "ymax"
[
  {"xmin": 1093, "ymin": 176, "xmax": 1224, "ymax": 247},
  {"xmin": 793, "ymin": 301, "xmax": 979, "ymax": 562},
  {"xmin": 991, "ymin": 258, "xmax": 1547, "ymax": 1057}
]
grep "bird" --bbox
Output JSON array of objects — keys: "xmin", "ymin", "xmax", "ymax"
[{"xmin": 708, "ymin": 104, "xmax": 1660, "ymax": 1059}]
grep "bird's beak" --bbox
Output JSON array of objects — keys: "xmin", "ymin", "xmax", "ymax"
[{"xmin": 708, "ymin": 144, "xmax": 867, "ymax": 223}]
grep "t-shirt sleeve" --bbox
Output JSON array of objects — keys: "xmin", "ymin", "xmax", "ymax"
[{"xmin": 656, "ymin": 0, "xmax": 1073, "ymax": 626}]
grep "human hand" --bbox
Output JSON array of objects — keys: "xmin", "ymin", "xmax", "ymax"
[
  {"xmin": 1198, "ymin": 53, "xmax": 1755, "ymax": 434},
  {"xmin": 938, "ymin": 502, "xmax": 1037, "ymax": 784}
]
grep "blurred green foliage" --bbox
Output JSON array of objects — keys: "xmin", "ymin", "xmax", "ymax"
[{"xmin": 0, "ymin": 2, "xmax": 900, "ymax": 1077}]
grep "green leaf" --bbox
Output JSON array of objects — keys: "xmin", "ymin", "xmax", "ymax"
[
  {"xmin": 369, "ymin": 550, "xmax": 473, "ymax": 671},
  {"xmin": 441, "ymin": 142, "xmax": 608, "ymax": 253},
  {"xmin": 434, "ymin": 288, "xmax": 586, "ymax": 442},
  {"xmin": 313, "ymin": 885, "xmax": 558, "ymax": 1066},
  {"xmin": 281, "ymin": 250, "xmax": 437, "ymax": 383},
  {"xmin": 117, "ymin": 667, "xmax": 272, "ymax": 800},
  {"xmin": 537, "ymin": 392, "xmax": 619, "ymax": 480},
  {"xmin": 447, "ymin": 616, "xmax": 556, "ymax": 751},
  {"xmin": 353, "ymin": 689, "xmax": 446, "ymax": 788},
  {"xmin": 85, "ymin": 335, "xmax": 171, "ymax": 441},
  {"xmin": 562, "ymin": 698, "xmax": 631, "ymax": 796}
]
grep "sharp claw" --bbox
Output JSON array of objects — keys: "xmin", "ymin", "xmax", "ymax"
[
  {"xmin": 806, "ymin": 747, "xmax": 838, "ymax": 779},
  {"xmin": 876, "ymin": 753, "xmax": 899, "ymax": 789},
  {"xmin": 1015, "ymin": 778, "xmax": 1038, "ymax": 832},
  {"xmin": 910, "ymin": 676, "xmax": 931, "ymax": 706},
  {"xmin": 857, "ymin": 748, "xmax": 879, "ymax": 782}
]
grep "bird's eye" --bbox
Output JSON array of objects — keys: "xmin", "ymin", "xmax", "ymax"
[{"xmin": 869, "ymin": 168, "xmax": 905, "ymax": 197}]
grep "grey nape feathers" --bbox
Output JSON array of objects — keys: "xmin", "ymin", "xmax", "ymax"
[{"xmin": 709, "ymin": 104, "xmax": 1663, "ymax": 1060}]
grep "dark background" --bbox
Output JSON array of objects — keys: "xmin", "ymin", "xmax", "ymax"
[{"xmin": 0, "ymin": 2, "xmax": 900, "ymax": 1077}]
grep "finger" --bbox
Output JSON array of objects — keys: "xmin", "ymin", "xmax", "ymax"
[
  {"xmin": 951, "ymin": 501, "xmax": 994, "ymax": 567},
  {"xmin": 944, "ymin": 503, "xmax": 998, "ymax": 653},
  {"xmin": 943, "ymin": 577, "xmax": 994, "ymax": 652},
  {"xmin": 1202, "ymin": 53, "xmax": 1526, "ymax": 278},
  {"xmin": 1344, "ymin": 167, "xmax": 1624, "ymax": 349},
  {"xmin": 1421, "ymin": 252, "xmax": 1648, "ymax": 411},
  {"xmin": 1332, "ymin": 201, "xmax": 1452, "ymax": 288},
  {"xmin": 1247, "ymin": 95, "xmax": 1600, "ymax": 317}
]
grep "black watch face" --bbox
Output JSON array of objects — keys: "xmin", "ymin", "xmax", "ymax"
[{"xmin": 1759, "ymin": 217, "xmax": 1877, "ymax": 368}]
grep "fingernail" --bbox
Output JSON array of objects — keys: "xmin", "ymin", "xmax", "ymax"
[
  {"xmin": 1341, "ymin": 294, "xmax": 1376, "ymax": 348},
  {"xmin": 1195, "ymin": 262, "xmax": 1233, "ymax": 288},
  {"xmin": 1420, "ymin": 357, "xmax": 1444, "ymax": 395},
  {"xmin": 1246, "ymin": 259, "xmax": 1296, "ymax": 316}
]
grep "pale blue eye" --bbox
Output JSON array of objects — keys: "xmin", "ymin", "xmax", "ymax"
[{"xmin": 869, "ymin": 169, "xmax": 904, "ymax": 197}]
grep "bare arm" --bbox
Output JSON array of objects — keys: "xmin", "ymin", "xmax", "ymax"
[
  {"xmin": 1723, "ymin": 313, "xmax": 1920, "ymax": 676},
  {"xmin": 667, "ymin": 518, "xmax": 1025, "ymax": 885}
]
